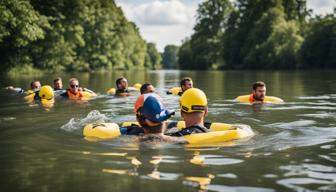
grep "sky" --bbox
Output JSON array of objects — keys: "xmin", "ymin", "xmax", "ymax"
[{"xmin": 115, "ymin": 0, "xmax": 335, "ymax": 52}]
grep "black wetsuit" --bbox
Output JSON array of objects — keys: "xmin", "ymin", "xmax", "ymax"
[
  {"xmin": 120, "ymin": 124, "xmax": 144, "ymax": 135},
  {"xmin": 115, "ymin": 89, "xmax": 130, "ymax": 95},
  {"xmin": 169, "ymin": 125, "xmax": 209, "ymax": 136}
]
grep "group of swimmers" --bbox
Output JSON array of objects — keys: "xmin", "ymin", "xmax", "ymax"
[
  {"xmin": 6, "ymin": 76, "xmax": 276, "ymax": 143},
  {"xmin": 131, "ymin": 79, "xmax": 275, "ymax": 143}
]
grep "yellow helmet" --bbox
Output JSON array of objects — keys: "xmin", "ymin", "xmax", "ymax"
[
  {"xmin": 180, "ymin": 88, "xmax": 207, "ymax": 113},
  {"xmin": 38, "ymin": 85, "xmax": 54, "ymax": 100}
]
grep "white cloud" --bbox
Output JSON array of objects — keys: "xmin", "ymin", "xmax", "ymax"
[
  {"xmin": 118, "ymin": 0, "xmax": 197, "ymax": 26},
  {"xmin": 307, "ymin": 0, "xmax": 335, "ymax": 15},
  {"xmin": 116, "ymin": 0, "xmax": 200, "ymax": 51},
  {"xmin": 135, "ymin": 0, "xmax": 194, "ymax": 25}
]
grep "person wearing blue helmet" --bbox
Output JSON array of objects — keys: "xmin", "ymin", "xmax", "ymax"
[{"xmin": 134, "ymin": 93, "xmax": 187, "ymax": 143}]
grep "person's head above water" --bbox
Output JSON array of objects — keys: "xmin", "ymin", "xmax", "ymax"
[
  {"xmin": 53, "ymin": 77, "xmax": 63, "ymax": 90},
  {"xmin": 68, "ymin": 78, "xmax": 80, "ymax": 94},
  {"xmin": 180, "ymin": 88, "xmax": 208, "ymax": 127},
  {"xmin": 180, "ymin": 77, "xmax": 193, "ymax": 92},
  {"xmin": 134, "ymin": 93, "xmax": 174, "ymax": 133},
  {"xmin": 30, "ymin": 80, "xmax": 41, "ymax": 92},
  {"xmin": 252, "ymin": 81, "xmax": 266, "ymax": 101},
  {"xmin": 116, "ymin": 77, "xmax": 128, "ymax": 91},
  {"xmin": 140, "ymin": 83, "xmax": 155, "ymax": 94}
]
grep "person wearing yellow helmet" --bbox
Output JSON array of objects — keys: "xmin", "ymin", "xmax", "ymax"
[{"xmin": 170, "ymin": 88, "xmax": 210, "ymax": 136}]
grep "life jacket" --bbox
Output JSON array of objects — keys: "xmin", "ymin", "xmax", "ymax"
[
  {"xmin": 249, "ymin": 94, "xmax": 264, "ymax": 103},
  {"xmin": 66, "ymin": 89, "xmax": 83, "ymax": 99},
  {"xmin": 249, "ymin": 94, "xmax": 255, "ymax": 103}
]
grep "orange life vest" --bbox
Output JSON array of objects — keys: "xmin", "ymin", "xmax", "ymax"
[{"xmin": 67, "ymin": 89, "xmax": 83, "ymax": 99}]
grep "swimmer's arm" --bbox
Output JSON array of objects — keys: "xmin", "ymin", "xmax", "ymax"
[{"xmin": 5, "ymin": 86, "xmax": 25, "ymax": 94}]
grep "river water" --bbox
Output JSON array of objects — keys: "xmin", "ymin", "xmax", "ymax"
[{"xmin": 0, "ymin": 70, "xmax": 335, "ymax": 191}]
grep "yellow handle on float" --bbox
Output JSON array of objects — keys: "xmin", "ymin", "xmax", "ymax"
[{"xmin": 83, "ymin": 123, "xmax": 121, "ymax": 139}]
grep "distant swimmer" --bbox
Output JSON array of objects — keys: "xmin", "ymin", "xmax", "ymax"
[
  {"xmin": 167, "ymin": 77, "xmax": 193, "ymax": 96},
  {"xmin": 140, "ymin": 83, "xmax": 155, "ymax": 94},
  {"xmin": 134, "ymin": 93, "xmax": 187, "ymax": 143},
  {"xmin": 6, "ymin": 80, "xmax": 41, "ymax": 94},
  {"xmin": 60, "ymin": 78, "xmax": 96, "ymax": 100},
  {"xmin": 235, "ymin": 81, "xmax": 283, "ymax": 104},
  {"xmin": 106, "ymin": 77, "xmax": 141, "ymax": 96},
  {"xmin": 53, "ymin": 77, "xmax": 66, "ymax": 96}
]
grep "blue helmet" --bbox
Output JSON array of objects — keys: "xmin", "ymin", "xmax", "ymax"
[{"xmin": 134, "ymin": 93, "xmax": 174, "ymax": 123}]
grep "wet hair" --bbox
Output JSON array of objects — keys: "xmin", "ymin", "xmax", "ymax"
[
  {"xmin": 252, "ymin": 81, "xmax": 266, "ymax": 91},
  {"xmin": 69, "ymin": 78, "xmax": 78, "ymax": 85},
  {"xmin": 30, "ymin": 80, "xmax": 40, "ymax": 89},
  {"xmin": 116, "ymin": 77, "xmax": 126, "ymax": 87},
  {"xmin": 136, "ymin": 114, "xmax": 163, "ymax": 134},
  {"xmin": 180, "ymin": 77, "xmax": 193, "ymax": 87},
  {"xmin": 140, "ymin": 83, "xmax": 153, "ymax": 94},
  {"xmin": 53, "ymin": 77, "xmax": 62, "ymax": 83}
]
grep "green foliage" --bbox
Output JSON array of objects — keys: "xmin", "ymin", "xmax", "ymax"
[
  {"xmin": 300, "ymin": 15, "xmax": 336, "ymax": 69},
  {"xmin": 179, "ymin": 0, "xmax": 233, "ymax": 69},
  {"xmin": 179, "ymin": 0, "xmax": 333, "ymax": 70},
  {"xmin": 162, "ymin": 45, "xmax": 179, "ymax": 69},
  {"xmin": 0, "ymin": 0, "xmax": 155, "ymax": 73},
  {"xmin": 145, "ymin": 43, "xmax": 161, "ymax": 69}
]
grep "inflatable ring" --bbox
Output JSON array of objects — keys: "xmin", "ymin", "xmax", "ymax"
[
  {"xmin": 84, "ymin": 121, "xmax": 254, "ymax": 144},
  {"xmin": 166, "ymin": 87, "xmax": 182, "ymax": 96},
  {"xmin": 121, "ymin": 121, "xmax": 235, "ymax": 132},
  {"xmin": 107, "ymin": 83, "xmax": 142, "ymax": 95},
  {"xmin": 81, "ymin": 91, "xmax": 97, "ymax": 100},
  {"xmin": 235, "ymin": 95, "xmax": 283, "ymax": 104},
  {"xmin": 83, "ymin": 123, "xmax": 121, "ymax": 139},
  {"xmin": 24, "ymin": 93, "xmax": 55, "ymax": 107}
]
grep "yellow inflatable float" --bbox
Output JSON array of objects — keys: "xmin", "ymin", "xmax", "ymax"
[
  {"xmin": 83, "ymin": 121, "xmax": 253, "ymax": 144},
  {"xmin": 235, "ymin": 94, "xmax": 283, "ymax": 104},
  {"xmin": 166, "ymin": 87, "xmax": 182, "ymax": 96},
  {"xmin": 107, "ymin": 83, "xmax": 142, "ymax": 95},
  {"xmin": 24, "ymin": 85, "xmax": 55, "ymax": 107}
]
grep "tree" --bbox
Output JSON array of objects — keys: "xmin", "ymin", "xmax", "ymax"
[
  {"xmin": 0, "ymin": 0, "xmax": 155, "ymax": 73},
  {"xmin": 178, "ymin": 0, "xmax": 233, "ymax": 69},
  {"xmin": 162, "ymin": 45, "xmax": 179, "ymax": 69},
  {"xmin": 300, "ymin": 15, "xmax": 336, "ymax": 69},
  {"xmin": 145, "ymin": 43, "xmax": 161, "ymax": 69}
]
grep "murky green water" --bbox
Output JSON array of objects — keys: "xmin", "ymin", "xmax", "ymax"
[{"xmin": 0, "ymin": 70, "xmax": 335, "ymax": 191}]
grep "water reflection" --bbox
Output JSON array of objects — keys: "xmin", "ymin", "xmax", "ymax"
[{"xmin": 1, "ymin": 70, "xmax": 336, "ymax": 191}]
